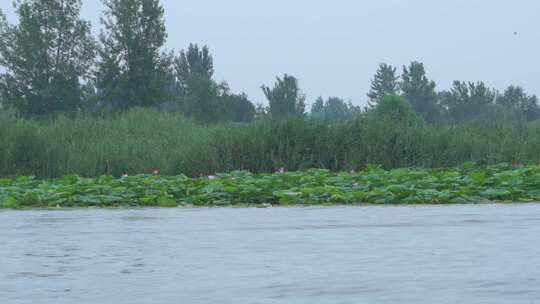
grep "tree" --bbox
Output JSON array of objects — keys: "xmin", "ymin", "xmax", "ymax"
[
  {"xmin": 440, "ymin": 81, "xmax": 499, "ymax": 123},
  {"xmin": 96, "ymin": 0, "xmax": 173, "ymax": 110},
  {"xmin": 180, "ymin": 75, "xmax": 222, "ymax": 122},
  {"xmin": 0, "ymin": 0, "xmax": 96, "ymax": 117},
  {"xmin": 221, "ymin": 93, "xmax": 256, "ymax": 123},
  {"xmin": 497, "ymin": 86, "xmax": 539, "ymax": 121},
  {"xmin": 401, "ymin": 62, "xmax": 439, "ymax": 123},
  {"xmin": 310, "ymin": 96, "xmax": 360, "ymax": 122},
  {"xmin": 173, "ymin": 43, "xmax": 219, "ymax": 121},
  {"xmin": 367, "ymin": 63, "xmax": 399, "ymax": 107},
  {"xmin": 369, "ymin": 95, "xmax": 423, "ymax": 127},
  {"xmin": 364, "ymin": 95, "xmax": 424, "ymax": 169},
  {"xmin": 261, "ymin": 74, "xmax": 306, "ymax": 120},
  {"xmin": 172, "ymin": 44, "xmax": 255, "ymax": 123},
  {"xmin": 311, "ymin": 96, "xmax": 324, "ymax": 115},
  {"xmin": 174, "ymin": 43, "xmax": 214, "ymax": 96}
]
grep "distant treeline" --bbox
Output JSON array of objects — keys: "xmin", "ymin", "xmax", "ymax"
[{"xmin": 0, "ymin": 0, "xmax": 538, "ymax": 124}]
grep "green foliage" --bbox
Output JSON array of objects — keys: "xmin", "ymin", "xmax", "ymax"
[
  {"xmin": 173, "ymin": 43, "xmax": 218, "ymax": 122},
  {"xmin": 496, "ymin": 86, "xmax": 540, "ymax": 121},
  {"xmin": 0, "ymin": 0, "xmax": 96, "ymax": 117},
  {"xmin": 0, "ymin": 0, "xmax": 538, "ymax": 130},
  {"xmin": 367, "ymin": 63, "xmax": 399, "ymax": 107},
  {"xmin": 3, "ymin": 108, "xmax": 540, "ymax": 179},
  {"xmin": 2, "ymin": 163, "xmax": 539, "ymax": 208},
  {"xmin": 174, "ymin": 43, "xmax": 214, "ymax": 96},
  {"xmin": 177, "ymin": 75, "xmax": 224, "ymax": 122},
  {"xmin": 440, "ymin": 81, "xmax": 499, "ymax": 123},
  {"xmin": 401, "ymin": 62, "xmax": 440, "ymax": 124},
  {"xmin": 262, "ymin": 74, "xmax": 306, "ymax": 120},
  {"xmin": 96, "ymin": 0, "xmax": 173, "ymax": 110},
  {"xmin": 1, "ymin": 1, "xmax": 538, "ymax": 129},
  {"xmin": 173, "ymin": 43, "xmax": 218, "ymax": 121},
  {"xmin": 221, "ymin": 93, "xmax": 256, "ymax": 123},
  {"xmin": 361, "ymin": 95, "xmax": 424, "ymax": 168},
  {"xmin": 368, "ymin": 95, "xmax": 424, "ymax": 127},
  {"xmin": 172, "ymin": 44, "xmax": 255, "ymax": 123},
  {"xmin": 310, "ymin": 96, "xmax": 361, "ymax": 122}
]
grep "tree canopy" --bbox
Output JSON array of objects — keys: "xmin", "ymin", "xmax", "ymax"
[
  {"xmin": 401, "ymin": 62, "xmax": 439, "ymax": 124},
  {"xmin": 95, "ymin": 0, "xmax": 173, "ymax": 110},
  {"xmin": 262, "ymin": 74, "xmax": 306, "ymax": 120},
  {"xmin": 0, "ymin": 2, "xmax": 538, "ymax": 125},
  {"xmin": 367, "ymin": 63, "xmax": 399, "ymax": 107},
  {"xmin": 0, "ymin": 0, "xmax": 95, "ymax": 117},
  {"xmin": 311, "ymin": 96, "xmax": 360, "ymax": 122}
]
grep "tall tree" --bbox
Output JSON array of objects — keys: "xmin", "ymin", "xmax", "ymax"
[
  {"xmin": 174, "ymin": 43, "xmax": 214, "ymax": 96},
  {"xmin": 367, "ymin": 63, "xmax": 399, "ymax": 107},
  {"xmin": 401, "ymin": 62, "xmax": 439, "ymax": 123},
  {"xmin": 96, "ymin": 0, "xmax": 172, "ymax": 110},
  {"xmin": 0, "ymin": 0, "xmax": 95, "ymax": 117},
  {"xmin": 261, "ymin": 74, "xmax": 305, "ymax": 120},
  {"xmin": 171, "ymin": 44, "xmax": 256, "ymax": 123},
  {"xmin": 173, "ymin": 43, "xmax": 220, "ymax": 121}
]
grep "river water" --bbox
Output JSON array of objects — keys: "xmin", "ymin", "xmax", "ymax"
[{"xmin": 1, "ymin": 205, "xmax": 540, "ymax": 304}]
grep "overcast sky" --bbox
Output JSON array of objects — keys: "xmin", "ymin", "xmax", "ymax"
[{"xmin": 1, "ymin": 0, "xmax": 539, "ymax": 107}]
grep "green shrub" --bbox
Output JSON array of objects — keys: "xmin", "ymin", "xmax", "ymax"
[{"xmin": 367, "ymin": 95, "xmax": 424, "ymax": 127}]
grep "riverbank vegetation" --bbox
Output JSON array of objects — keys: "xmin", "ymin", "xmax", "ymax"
[
  {"xmin": 2, "ymin": 95, "xmax": 540, "ymax": 178},
  {"xmin": 2, "ymin": 163, "xmax": 540, "ymax": 209},
  {"xmin": 2, "ymin": 0, "xmax": 540, "ymax": 209}
]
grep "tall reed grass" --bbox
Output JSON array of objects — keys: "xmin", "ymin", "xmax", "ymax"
[{"xmin": 1, "ymin": 108, "xmax": 540, "ymax": 178}]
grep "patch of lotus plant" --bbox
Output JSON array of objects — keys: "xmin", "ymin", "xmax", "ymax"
[{"xmin": 2, "ymin": 162, "xmax": 540, "ymax": 208}]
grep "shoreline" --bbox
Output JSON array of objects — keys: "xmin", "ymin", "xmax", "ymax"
[{"xmin": 2, "ymin": 201, "xmax": 539, "ymax": 211}]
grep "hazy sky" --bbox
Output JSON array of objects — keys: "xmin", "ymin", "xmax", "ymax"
[{"xmin": 1, "ymin": 0, "xmax": 539, "ymax": 107}]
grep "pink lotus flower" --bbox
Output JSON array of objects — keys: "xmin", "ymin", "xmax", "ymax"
[
  {"xmin": 208, "ymin": 175, "xmax": 216, "ymax": 180},
  {"xmin": 121, "ymin": 173, "xmax": 129, "ymax": 179},
  {"xmin": 278, "ymin": 167, "xmax": 286, "ymax": 173}
]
